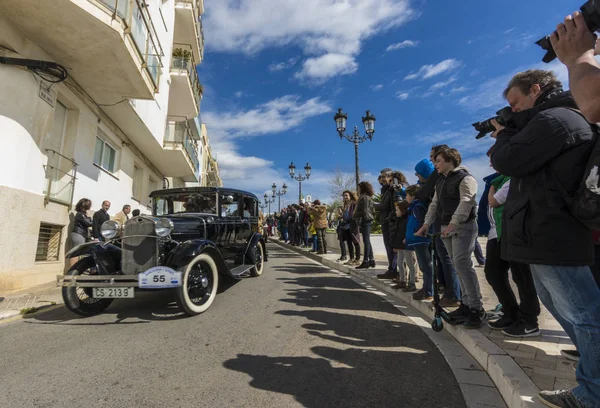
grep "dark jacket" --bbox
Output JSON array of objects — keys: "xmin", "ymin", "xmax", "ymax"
[
  {"xmin": 73, "ymin": 211, "xmax": 93, "ymax": 239},
  {"xmin": 478, "ymin": 172, "xmax": 500, "ymax": 236},
  {"xmin": 92, "ymin": 209, "xmax": 110, "ymax": 240},
  {"xmin": 374, "ymin": 185, "xmax": 394, "ymax": 223},
  {"xmin": 354, "ymin": 195, "xmax": 374, "ymax": 223},
  {"xmin": 434, "ymin": 166, "xmax": 477, "ymax": 226},
  {"xmin": 390, "ymin": 213, "xmax": 409, "ymax": 250},
  {"xmin": 406, "ymin": 200, "xmax": 430, "ymax": 247},
  {"xmin": 416, "ymin": 169, "xmax": 440, "ymax": 204},
  {"xmin": 491, "ymin": 92, "xmax": 596, "ymax": 266}
]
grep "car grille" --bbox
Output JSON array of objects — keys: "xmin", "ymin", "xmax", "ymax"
[{"xmin": 122, "ymin": 217, "xmax": 158, "ymax": 275}]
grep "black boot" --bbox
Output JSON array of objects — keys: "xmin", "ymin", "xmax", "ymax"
[
  {"xmin": 464, "ymin": 308, "xmax": 487, "ymax": 329},
  {"xmin": 356, "ymin": 261, "xmax": 370, "ymax": 269},
  {"xmin": 369, "ymin": 259, "xmax": 376, "ymax": 268}
]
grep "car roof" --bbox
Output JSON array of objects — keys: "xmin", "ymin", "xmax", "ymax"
[{"xmin": 149, "ymin": 187, "xmax": 259, "ymax": 201}]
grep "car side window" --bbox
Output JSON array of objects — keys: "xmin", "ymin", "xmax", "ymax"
[{"xmin": 221, "ymin": 192, "xmax": 243, "ymax": 217}]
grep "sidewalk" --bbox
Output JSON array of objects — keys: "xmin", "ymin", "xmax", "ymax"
[
  {"xmin": 274, "ymin": 238, "xmax": 578, "ymax": 408},
  {"xmin": 0, "ymin": 281, "xmax": 63, "ymax": 320}
]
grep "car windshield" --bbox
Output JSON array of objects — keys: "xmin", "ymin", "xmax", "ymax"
[{"xmin": 153, "ymin": 193, "xmax": 217, "ymax": 215}]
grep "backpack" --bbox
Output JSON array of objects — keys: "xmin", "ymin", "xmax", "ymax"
[{"xmin": 564, "ymin": 109, "xmax": 600, "ymax": 229}]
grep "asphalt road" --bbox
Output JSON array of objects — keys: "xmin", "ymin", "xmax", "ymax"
[{"xmin": 0, "ymin": 244, "xmax": 466, "ymax": 408}]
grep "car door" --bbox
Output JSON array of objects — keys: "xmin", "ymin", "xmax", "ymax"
[{"xmin": 220, "ymin": 191, "xmax": 245, "ymax": 264}]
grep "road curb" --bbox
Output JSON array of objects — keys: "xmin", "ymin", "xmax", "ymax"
[{"xmin": 272, "ymin": 241, "xmax": 543, "ymax": 408}]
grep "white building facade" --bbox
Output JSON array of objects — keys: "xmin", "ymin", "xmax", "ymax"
[{"xmin": 0, "ymin": 0, "xmax": 207, "ymax": 292}]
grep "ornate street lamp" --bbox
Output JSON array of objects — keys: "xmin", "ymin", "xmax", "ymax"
[
  {"xmin": 272, "ymin": 182, "xmax": 287, "ymax": 212},
  {"xmin": 289, "ymin": 162, "xmax": 311, "ymax": 204},
  {"xmin": 264, "ymin": 192, "xmax": 275, "ymax": 217},
  {"xmin": 334, "ymin": 108, "xmax": 376, "ymax": 191}
]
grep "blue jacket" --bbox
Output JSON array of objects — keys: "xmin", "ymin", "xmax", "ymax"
[
  {"xmin": 477, "ymin": 172, "xmax": 499, "ymax": 236},
  {"xmin": 406, "ymin": 200, "xmax": 430, "ymax": 247}
]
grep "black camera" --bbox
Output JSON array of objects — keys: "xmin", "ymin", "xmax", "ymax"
[
  {"xmin": 536, "ymin": 0, "xmax": 600, "ymax": 63},
  {"xmin": 472, "ymin": 107, "xmax": 514, "ymax": 139}
]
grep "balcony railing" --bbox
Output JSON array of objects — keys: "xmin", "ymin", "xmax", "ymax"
[
  {"xmin": 164, "ymin": 121, "xmax": 200, "ymax": 175},
  {"xmin": 95, "ymin": 0, "xmax": 164, "ymax": 88},
  {"xmin": 43, "ymin": 150, "xmax": 78, "ymax": 210},
  {"xmin": 197, "ymin": 17, "xmax": 205, "ymax": 61},
  {"xmin": 171, "ymin": 43, "xmax": 202, "ymax": 108}
]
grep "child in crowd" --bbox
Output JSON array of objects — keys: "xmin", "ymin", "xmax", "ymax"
[
  {"xmin": 391, "ymin": 201, "xmax": 418, "ymax": 291},
  {"xmin": 405, "ymin": 185, "xmax": 434, "ymax": 301},
  {"xmin": 308, "ymin": 214, "xmax": 318, "ymax": 252}
]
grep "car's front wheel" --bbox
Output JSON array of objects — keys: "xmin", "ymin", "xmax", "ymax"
[
  {"xmin": 250, "ymin": 241, "xmax": 264, "ymax": 277},
  {"xmin": 177, "ymin": 253, "xmax": 219, "ymax": 316},
  {"xmin": 62, "ymin": 258, "xmax": 114, "ymax": 317}
]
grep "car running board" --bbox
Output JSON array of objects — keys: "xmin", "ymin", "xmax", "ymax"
[{"xmin": 229, "ymin": 264, "xmax": 254, "ymax": 278}]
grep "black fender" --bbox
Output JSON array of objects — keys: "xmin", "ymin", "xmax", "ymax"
[
  {"xmin": 165, "ymin": 239, "xmax": 228, "ymax": 276},
  {"xmin": 65, "ymin": 242, "xmax": 122, "ymax": 275},
  {"xmin": 245, "ymin": 233, "xmax": 268, "ymax": 263}
]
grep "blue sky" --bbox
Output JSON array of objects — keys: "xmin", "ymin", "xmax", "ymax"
[{"xmin": 199, "ymin": 0, "xmax": 579, "ymax": 205}]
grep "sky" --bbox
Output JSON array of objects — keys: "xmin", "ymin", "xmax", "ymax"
[{"xmin": 198, "ymin": 0, "xmax": 582, "ymax": 207}]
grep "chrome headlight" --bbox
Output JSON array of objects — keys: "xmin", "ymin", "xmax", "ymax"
[
  {"xmin": 101, "ymin": 220, "xmax": 120, "ymax": 239},
  {"xmin": 155, "ymin": 218, "xmax": 174, "ymax": 237}
]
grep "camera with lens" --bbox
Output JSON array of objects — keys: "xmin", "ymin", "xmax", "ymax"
[
  {"xmin": 472, "ymin": 106, "xmax": 514, "ymax": 139},
  {"xmin": 536, "ymin": 0, "xmax": 600, "ymax": 63}
]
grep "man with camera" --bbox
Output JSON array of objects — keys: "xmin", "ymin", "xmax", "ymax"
[{"xmin": 490, "ymin": 69, "xmax": 599, "ymax": 408}]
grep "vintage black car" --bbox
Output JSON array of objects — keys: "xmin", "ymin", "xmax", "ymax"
[{"xmin": 57, "ymin": 187, "xmax": 267, "ymax": 317}]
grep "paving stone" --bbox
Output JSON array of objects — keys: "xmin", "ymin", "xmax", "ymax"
[
  {"xmin": 454, "ymin": 368, "xmax": 495, "ymax": 387},
  {"xmin": 532, "ymin": 366, "xmax": 576, "ymax": 382},
  {"xmin": 531, "ymin": 374, "xmax": 555, "ymax": 391},
  {"xmin": 459, "ymin": 383, "xmax": 507, "ymax": 408},
  {"xmin": 506, "ymin": 349, "xmax": 536, "ymax": 360},
  {"xmin": 553, "ymin": 378, "xmax": 578, "ymax": 391}
]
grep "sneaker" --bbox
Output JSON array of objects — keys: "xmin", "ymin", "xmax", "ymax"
[
  {"xmin": 356, "ymin": 262, "xmax": 370, "ymax": 269},
  {"xmin": 502, "ymin": 320, "xmax": 540, "ymax": 338},
  {"xmin": 338, "ymin": 256, "xmax": 348, "ymax": 262},
  {"xmin": 560, "ymin": 350, "xmax": 580, "ymax": 362},
  {"xmin": 411, "ymin": 289, "xmax": 424, "ymax": 299},
  {"xmin": 369, "ymin": 259, "xmax": 376, "ymax": 268},
  {"xmin": 448, "ymin": 304, "xmax": 470, "ymax": 323},
  {"xmin": 464, "ymin": 308, "xmax": 487, "ymax": 329},
  {"xmin": 488, "ymin": 315, "xmax": 514, "ymax": 330},
  {"xmin": 538, "ymin": 390, "xmax": 583, "ymax": 408},
  {"xmin": 395, "ymin": 281, "xmax": 407, "ymax": 289},
  {"xmin": 402, "ymin": 284, "xmax": 417, "ymax": 292},
  {"xmin": 377, "ymin": 270, "xmax": 398, "ymax": 280},
  {"xmin": 439, "ymin": 297, "xmax": 460, "ymax": 308},
  {"xmin": 413, "ymin": 291, "xmax": 433, "ymax": 301}
]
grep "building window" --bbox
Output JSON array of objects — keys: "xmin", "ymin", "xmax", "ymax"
[
  {"xmin": 94, "ymin": 129, "xmax": 117, "ymax": 173},
  {"xmin": 132, "ymin": 165, "xmax": 142, "ymax": 200},
  {"xmin": 35, "ymin": 223, "xmax": 63, "ymax": 262},
  {"xmin": 148, "ymin": 176, "xmax": 158, "ymax": 206}
]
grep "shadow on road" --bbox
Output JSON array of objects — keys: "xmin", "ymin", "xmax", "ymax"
[{"xmin": 22, "ymin": 276, "xmax": 241, "ymax": 325}]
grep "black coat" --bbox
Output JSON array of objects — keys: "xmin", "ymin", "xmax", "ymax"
[
  {"xmin": 491, "ymin": 93, "xmax": 595, "ymax": 266},
  {"xmin": 92, "ymin": 209, "xmax": 110, "ymax": 240},
  {"xmin": 73, "ymin": 211, "xmax": 93, "ymax": 238},
  {"xmin": 416, "ymin": 170, "xmax": 440, "ymax": 204},
  {"xmin": 374, "ymin": 185, "xmax": 394, "ymax": 224},
  {"xmin": 389, "ymin": 213, "xmax": 408, "ymax": 250}
]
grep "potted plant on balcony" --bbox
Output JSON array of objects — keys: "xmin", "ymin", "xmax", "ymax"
[{"xmin": 172, "ymin": 48, "xmax": 192, "ymax": 69}]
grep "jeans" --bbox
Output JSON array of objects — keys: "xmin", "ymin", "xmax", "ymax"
[
  {"xmin": 441, "ymin": 221, "xmax": 482, "ymax": 310},
  {"xmin": 301, "ymin": 225, "xmax": 308, "ymax": 246},
  {"xmin": 381, "ymin": 222, "xmax": 397, "ymax": 272},
  {"xmin": 397, "ymin": 249, "xmax": 417, "ymax": 285},
  {"xmin": 593, "ymin": 246, "xmax": 600, "ymax": 288},
  {"xmin": 414, "ymin": 244, "xmax": 433, "ymax": 296},
  {"xmin": 360, "ymin": 221, "xmax": 374, "ymax": 262},
  {"xmin": 530, "ymin": 264, "xmax": 600, "ymax": 407},
  {"xmin": 474, "ymin": 239, "xmax": 486, "ymax": 265},
  {"xmin": 342, "ymin": 228, "xmax": 360, "ymax": 260},
  {"xmin": 432, "ymin": 223, "xmax": 461, "ymax": 300},
  {"xmin": 283, "ymin": 227, "xmax": 289, "ymax": 242},
  {"xmin": 484, "ymin": 239, "xmax": 540, "ymax": 324},
  {"xmin": 312, "ymin": 235, "xmax": 318, "ymax": 251},
  {"xmin": 340, "ymin": 240, "xmax": 347, "ymax": 257}
]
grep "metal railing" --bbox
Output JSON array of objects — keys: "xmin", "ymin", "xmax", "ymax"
[
  {"xmin": 171, "ymin": 43, "xmax": 202, "ymax": 109},
  {"xmin": 94, "ymin": 0, "xmax": 164, "ymax": 89},
  {"xmin": 197, "ymin": 17, "xmax": 205, "ymax": 61},
  {"xmin": 164, "ymin": 121, "xmax": 200, "ymax": 175},
  {"xmin": 43, "ymin": 149, "xmax": 78, "ymax": 210}
]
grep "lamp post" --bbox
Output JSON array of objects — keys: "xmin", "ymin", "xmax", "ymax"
[
  {"xmin": 289, "ymin": 162, "xmax": 311, "ymax": 204},
  {"xmin": 272, "ymin": 182, "xmax": 287, "ymax": 212},
  {"xmin": 263, "ymin": 192, "xmax": 275, "ymax": 217},
  {"xmin": 333, "ymin": 108, "xmax": 376, "ymax": 191},
  {"xmin": 259, "ymin": 203, "xmax": 267, "ymax": 215}
]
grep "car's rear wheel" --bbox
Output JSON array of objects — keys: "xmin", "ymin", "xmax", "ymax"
[
  {"xmin": 177, "ymin": 253, "xmax": 219, "ymax": 316},
  {"xmin": 62, "ymin": 258, "xmax": 114, "ymax": 317},
  {"xmin": 250, "ymin": 241, "xmax": 264, "ymax": 277}
]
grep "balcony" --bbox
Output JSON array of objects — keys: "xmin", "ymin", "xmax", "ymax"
[
  {"xmin": 168, "ymin": 44, "xmax": 202, "ymax": 119},
  {"xmin": 1, "ymin": 0, "xmax": 164, "ymax": 102},
  {"xmin": 174, "ymin": 0, "xmax": 204, "ymax": 63},
  {"xmin": 43, "ymin": 150, "xmax": 78, "ymax": 210},
  {"xmin": 163, "ymin": 121, "xmax": 200, "ymax": 182}
]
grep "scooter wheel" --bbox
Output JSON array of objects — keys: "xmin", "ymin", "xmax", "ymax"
[
  {"xmin": 494, "ymin": 303, "xmax": 503, "ymax": 313},
  {"xmin": 432, "ymin": 317, "xmax": 444, "ymax": 332}
]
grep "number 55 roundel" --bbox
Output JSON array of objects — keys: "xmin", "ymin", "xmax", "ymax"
[{"xmin": 138, "ymin": 266, "xmax": 182, "ymax": 289}]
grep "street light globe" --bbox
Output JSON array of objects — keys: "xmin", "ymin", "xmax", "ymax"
[
  {"xmin": 362, "ymin": 110, "xmax": 376, "ymax": 136},
  {"xmin": 304, "ymin": 163, "xmax": 311, "ymax": 178},
  {"xmin": 282, "ymin": 183, "xmax": 288, "ymax": 194},
  {"xmin": 271, "ymin": 183, "xmax": 277, "ymax": 195},
  {"xmin": 289, "ymin": 162, "xmax": 296, "ymax": 177},
  {"xmin": 334, "ymin": 108, "xmax": 347, "ymax": 133}
]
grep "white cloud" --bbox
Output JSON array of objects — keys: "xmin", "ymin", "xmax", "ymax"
[
  {"xmin": 371, "ymin": 84, "xmax": 384, "ymax": 91},
  {"xmin": 203, "ymin": 95, "xmax": 332, "ymax": 198},
  {"xmin": 295, "ymin": 53, "xmax": 358, "ymax": 83},
  {"xmin": 396, "ymin": 92, "xmax": 409, "ymax": 100},
  {"xmin": 386, "ymin": 40, "xmax": 419, "ymax": 51},
  {"xmin": 268, "ymin": 57, "xmax": 299, "ymax": 72},
  {"xmin": 429, "ymin": 76, "xmax": 457, "ymax": 91},
  {"xmin": 234, "ymin": 91, "xmax": 244, "ymax": 98},
  {"xmin": 404, "ymin": 59, "xmax": 462, "ymax": 80},
  {"xmin": 450, "ymin": 86, "xmax": 468, "ymax": 93},
  {"xmin": 204, "ymin": 0, "xmax": 416, "ymax": 82}
]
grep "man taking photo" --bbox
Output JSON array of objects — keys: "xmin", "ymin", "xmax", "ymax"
[{"xmin": 491, "ymin": 69, "xmax": 599, "ymax": 408}]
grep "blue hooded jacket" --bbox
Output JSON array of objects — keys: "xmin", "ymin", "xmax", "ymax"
[
  {"xmin": 406, "ymin": 200, "xmax": 430, "ymax": 247},
  {"xmin": 414, "ymin": 159, "xmax": 435, "ymax": 180}
]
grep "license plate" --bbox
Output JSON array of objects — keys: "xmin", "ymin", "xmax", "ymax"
[
  {"xmin": 138, "ymin": 266, "xmax": 182, "ymax": 289},
  {"xmin": 93, "ymin": 287, "xmax": 134, "ymax": 298}
]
